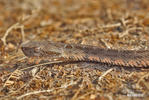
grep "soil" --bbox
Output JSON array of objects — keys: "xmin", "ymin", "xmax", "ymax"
[{"xmin": 0, "ymin": 0, "xmax": 149, "ymax": 100}]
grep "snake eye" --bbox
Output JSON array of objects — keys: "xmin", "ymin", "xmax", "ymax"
[
  {"xmin": 64, "ymin": 44, "xmax": 73, "ymax": 49},
  {"xmin": 34, "ymin": 47, "xmax": 41, "ymax": 53}
]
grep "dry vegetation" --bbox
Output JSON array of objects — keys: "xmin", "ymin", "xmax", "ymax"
[{"xmin": 0, "ymin": 0, "xmax": 149, "ymax": 100}]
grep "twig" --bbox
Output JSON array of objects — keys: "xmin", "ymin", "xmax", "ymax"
[
  {"xmin": 8, "ymin": 67, "xmax": 45, "ymax": 95},
  {"xmin": 1, "ymin": 23, "xmax": 19, "ymax": 45},
  {"xmin": 1, "ymin": 23, "xmax": 25, "ymax": 46},
  {"xmin": 16, "ymin": 81, "xmax": 78, "ymax": 100},
  {"xmin": 98, "ymin": 23, "xmax": 121, "ymax": 28},
  {"xmin": 137, "ymin": 73, "xmax": 149, "ymax": 85},
  {"xmin": 98, "ymin": 68, "xmax": 114, "ymax": 81},
  {"xmin": 20, "ymin": 60, "xmax": 63, "ymax": 71},
  {"xmin": 3, "ymin": 69, "xmax": 23, "ymax": 87},
  {"xmin": 1, "ymin": 14, "xmax": 33, "ymax": 46}
]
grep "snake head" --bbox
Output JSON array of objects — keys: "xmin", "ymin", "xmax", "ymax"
[
  {"xmin": 21, "ymin": 41, "xmax": 45, "ymax": 57},
  {"xmin": 21, "ymin": 41, "xmax": 62, "ymax": 58}
]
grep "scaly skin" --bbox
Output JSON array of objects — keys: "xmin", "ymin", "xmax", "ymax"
[{"xmin": 21, "ymin": 41, "xmax": 149, "ymax": 68}]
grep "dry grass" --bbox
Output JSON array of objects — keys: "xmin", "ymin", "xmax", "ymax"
[{"xmin": 0, "ymin": 0, "xmax": 149, "ymax": 100}]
